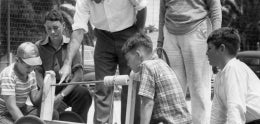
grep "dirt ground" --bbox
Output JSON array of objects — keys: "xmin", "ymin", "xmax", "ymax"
[{"xmin": 86, "ymin": 100, "xmax": 193, "ymax": 124}]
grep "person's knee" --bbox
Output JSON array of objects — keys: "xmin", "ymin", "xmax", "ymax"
[
  {"xmin": 75, "ymin": 86, "xmax": 92, "ymax": 105},
  {"xmin": 52, "ymin": 109, "xmax": 60, "ymax": 120}
]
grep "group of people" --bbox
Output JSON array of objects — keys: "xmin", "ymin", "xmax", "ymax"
[{"xmin": 1, "ymin": 0, "xmax": 260, "ymax": 124}]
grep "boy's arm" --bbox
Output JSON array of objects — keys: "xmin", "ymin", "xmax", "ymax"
[
  {"xmin": 210, "ymin": 96, "xmax": 225, "ymax": 123},
  {"xmin": 224, "ymin": 68, "xmax": 246, "ymax": 123},
  {"xmin": 29, "ymin": 88, "xmax": 43, "ymax": 107},
  {"xmin": 3, "ymin": 95, "xmax": 23, "ymax": 121},
  {"xmin": 140, "ymin": 96, "xmax": 154, "ymax": 124},
  {"xmin": 29, "ymin": 71, "xmax": 44, "ymax": 106}
]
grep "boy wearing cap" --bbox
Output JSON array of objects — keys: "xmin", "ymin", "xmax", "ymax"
[
  {"xmin": 122, "ymin": 32, "xmax": 192, "ymax": 124},
  {"xmin": 0, "ymin": 42, "xmax": 43, "ymax": 123},
  {"xmin": 35, "ymin": 9, "xmax": 92, "ymax": 122},
  {"xmin": 207, "ymin": 27, "xmax": 260, "ymax": 124}
]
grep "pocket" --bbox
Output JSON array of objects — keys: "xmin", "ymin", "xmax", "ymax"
[{"xmin": 196, "ymin": 20, "xmax": 208, "ymax": 40}]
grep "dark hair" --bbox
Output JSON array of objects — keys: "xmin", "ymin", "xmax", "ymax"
[
  {"xmin": 44, "ymin": 9, "xmax": 64, "ymax": 23},
  {"xmin": 207, "ymin": 27, "xmax": 240, "ymax": 56},
  {"xmin": 122, "ymin": 32, "xmax": 153, "ymax": 55}
]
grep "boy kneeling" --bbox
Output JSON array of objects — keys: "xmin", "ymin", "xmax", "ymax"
[
  {"xmin": 122, "ymin": 32, "xmax": 192, "ymax": 124},
  {"xmin": 0, "ymin": 42, "xmax": 43, "ymax": 123},
  {"xmin": 207, "ymin": 27, "xmax": 260, "ymax": 124}
]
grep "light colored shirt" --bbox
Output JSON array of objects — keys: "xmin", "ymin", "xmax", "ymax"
[
  {"xmin": 72, "ymin": 0, "xmax": 147, "ymax": 32},
  {"xmin": 161, "ymin": 0, "xmax": 222, "ymax": 34},
  {"xmin": 0, "ymin": 64, "xmax": 37, "ymax": 114},
  {"xmin": 138, "ymin": 58, "xmax": 192, "ymax": 123},
  {"xmin": 211, "ymin": 58, "xmax": 260, "ymax": 124}
]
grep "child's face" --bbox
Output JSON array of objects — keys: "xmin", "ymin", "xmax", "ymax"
[
  {"xmin": 206, "ymin": 42, "xmax": 222, "ymax": 67},
  {"xmin": 125, "ymin": 51, "xmax": 142, "ymax": 73},
  {"xmin": 17, "ymin": 58, "xmax": 35, "ymax": 75}
]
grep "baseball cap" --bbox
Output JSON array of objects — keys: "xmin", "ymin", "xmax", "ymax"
[{"xmin": 16, "ymin": 42, "xmax": 42, "ymax": 66}]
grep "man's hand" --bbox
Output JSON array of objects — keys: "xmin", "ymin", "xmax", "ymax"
[
  {"xmin": 156, "ymin": 41, "xmax": 163, "ymax": 58},
  {"xmin": 54, "ymin": 93, "xmax": 64, "ymax": 110},
  {"xmin": 58, "ymin": 64, "xmax": 71, "ymax": 84}
]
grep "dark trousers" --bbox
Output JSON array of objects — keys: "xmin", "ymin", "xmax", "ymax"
[
  {"xmin": 247, "ymin": 119, "xmax": 260, "ymax": 124},
  {"xmin": 94, "ymin": 25, "xmax": 140, "ymax": 124},
  {"xmin": 0, "ymin": 105, "xmax": 40, "ymax": 123},
  {"xmin": 56, "ymin": 85, "xmax": 92, "ymax": 123}
]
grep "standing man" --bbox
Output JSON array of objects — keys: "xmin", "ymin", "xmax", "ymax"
[
  {"xmin": 35, "ymin": 9, "xmax": 92, "ymax": 122},
  {"xmin": 58, "ymin": 0, "xmax": 147, "ymax": 124},
  {"xmin": 157, "ymin": 0, "xmax": 222, "ymax": 124}
]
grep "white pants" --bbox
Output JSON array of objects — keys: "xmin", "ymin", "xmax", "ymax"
[{"xmin": 163, "ymin": 19, "xmax": 212, "ymax": 124}]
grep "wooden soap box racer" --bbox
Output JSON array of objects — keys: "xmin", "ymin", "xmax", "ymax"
[{"xmin": 15, "ymin": 71, "xmax": 139, "ymax": 124}]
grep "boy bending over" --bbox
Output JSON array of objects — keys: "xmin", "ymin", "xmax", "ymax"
[
  {"xmin": 122, "ymin": 32, "xmax": 192, "ymax": 124},
  {"xmin": 207, "ymin": 27, "xmax": 260, "ymax": 124},
  {"xmin": 0, "ymin": 42, "xmax": 43, "ymax": 123}
]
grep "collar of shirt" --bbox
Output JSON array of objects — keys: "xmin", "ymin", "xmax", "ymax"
[
  {"xmin": 40, "ymin": 35, "xmax": 70, "ymax": 50},
  {"xmin": 141, "ymin": 53, "xmax": 159, "ymax": 63},
  {"xmin": 220, "ymin": 58, "xmax": 237, "ymax": 74},
  {"xmin": 139, "ymin": 53, "xmax": 159, "ymax": 71}
]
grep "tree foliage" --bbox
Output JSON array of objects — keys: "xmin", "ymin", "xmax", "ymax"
[{"xmin": 222, "ymin": 0, "xmax": 260, "ymax": 50}]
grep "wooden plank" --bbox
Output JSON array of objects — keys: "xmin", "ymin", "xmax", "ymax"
[
  {"xmin": 51, "ymin": 80, "xmax": 103, "ymax": 86},
  {"xmin": 125, "ymin": 72, "xmax": 139, "ymax": 124},
  {"xmin": 45, "ymin": 120, "xmax": 84, "ymax": 124},
  {"xmin": 108, "ymin": 87, "xmax": 114, "ymax": 124},
  {"xmin": 40, "ymin": 71, "xmax": 56, "ymax": 121}
]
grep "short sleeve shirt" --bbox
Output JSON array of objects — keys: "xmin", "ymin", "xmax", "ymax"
[
  {"xmin": 0, "ymin": 64, "xmax": 37, "ymax": 114},
  {"xmin": 138, "ymin": 59, "xmax": 192, "ymax": 123},
  {"xmin": 35, "ymin": 36, "xmax": 83, "ymax": 82}
]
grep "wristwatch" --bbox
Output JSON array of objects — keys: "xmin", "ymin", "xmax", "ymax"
[{"xmin": 60, "ymin": 92, "xmax": 65, "ymax": 97}]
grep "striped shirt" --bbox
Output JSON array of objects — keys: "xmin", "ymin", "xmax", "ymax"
[
  {"xmin": 138, "ymin": 58, "xmax": 192, "ymax": 124},
  {"xmin": 0, "ymin": 64, "xmax": 37, "ymax": 114}
]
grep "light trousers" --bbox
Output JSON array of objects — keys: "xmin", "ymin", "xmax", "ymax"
[{"xmin": 163, "ymin": 19, "xmax": 212, "ymax": 124}]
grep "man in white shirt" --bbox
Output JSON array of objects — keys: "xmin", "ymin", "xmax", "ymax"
[
  {"xmin": 207, "ymin": 27, "xmax": 260, "ymax": 124},
  {"xmin": 58, "ymin": 0, "xmax": 147, "ymax": 124}
]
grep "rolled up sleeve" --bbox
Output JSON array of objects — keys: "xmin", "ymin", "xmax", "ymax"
[
  {"xmin": 72, "ymin": 0, "xmax": 90, "ymax": 32},
  {"xmin": 130, "ymin": 0, "xmax": 147, "ymax": 11},
  {"xmin": 71, "ymin": 50, "xmax": 83, "ymax": 73},
  {"xmin": 138, "ymin": 64, "xmax": 155, "ymax": 99}
]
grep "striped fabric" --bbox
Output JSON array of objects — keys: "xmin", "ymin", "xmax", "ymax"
[{"xmin": 0, "ymin": 64, "xmax": 37, "ymax": 115}]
